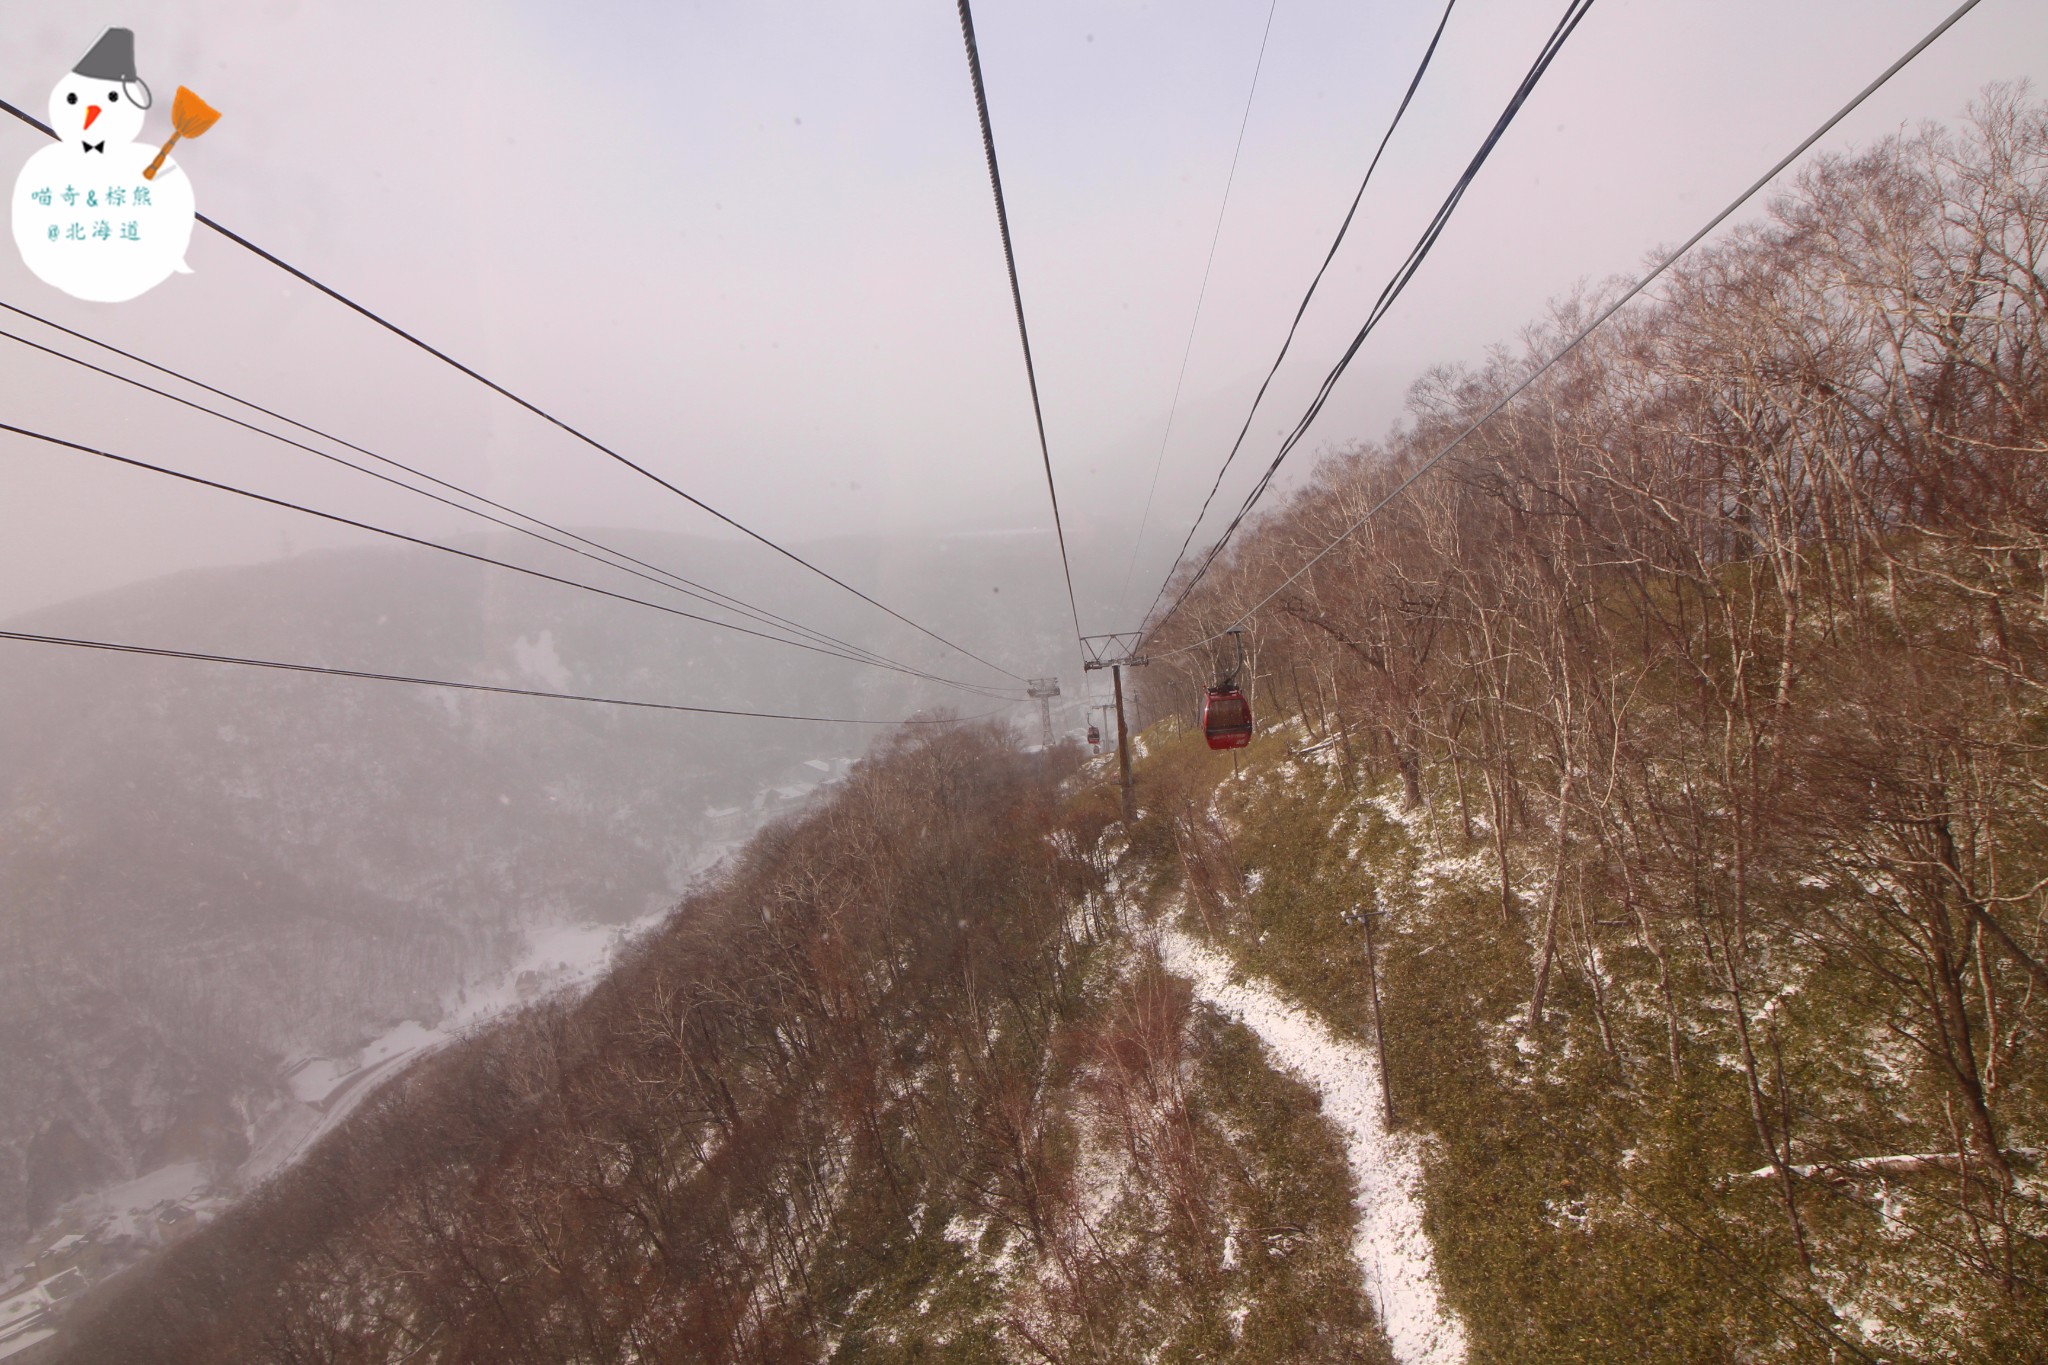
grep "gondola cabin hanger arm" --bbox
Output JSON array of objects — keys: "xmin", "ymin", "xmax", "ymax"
[{"xmin": 1202, "ymin": 629, "xmax": 1254, "ymax": 751}]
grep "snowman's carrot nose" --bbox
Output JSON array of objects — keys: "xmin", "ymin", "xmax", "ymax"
[{"xmin": 84, "ymin": 106, "xmax": 101, "ymax": 130}]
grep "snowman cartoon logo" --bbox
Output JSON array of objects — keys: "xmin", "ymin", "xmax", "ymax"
[{"xmin": 11, "ymin": 28, "xmax": 221, "ymax": 303}]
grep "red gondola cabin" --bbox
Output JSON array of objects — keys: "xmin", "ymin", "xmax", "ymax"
[
  {"xmin": 1086, "ymin": 724, "xmax": 1102, "ymax": 748},
  {"xmin": 1202, "ymin": 687, "xmax": 1253, "ymax": 750}
]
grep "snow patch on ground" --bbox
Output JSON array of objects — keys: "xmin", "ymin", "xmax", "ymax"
[
  {"xmin": 1368, "ymin": 789, "xmax": 1430, "ymax": 837},
  {"xmin": 55, "ymin": 1162, "xmax": 216, "ymax": 1247},
  {"xmin": 1070, "ymin": 1114, "xmax": 1128, "ymax": 1233},
  {"xmin": 243, "ymin": 833, "xmax": 752, "ymax": 1194},
  {"xmin": 243, "ymin": 908, "xmax": 676, "ymax": 1188},
  {"xmin": 1156, "ymin": 926, "xmax": 1467, "ymax": 1365},
  {"xmin": 1412, "ymin": 847, "xmax": 1492, "ymax": 894}
]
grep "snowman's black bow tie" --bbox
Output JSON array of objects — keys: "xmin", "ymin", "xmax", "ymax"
[{"xmin": 80, "ymin": 140, "xmax": 105, "ymax": 153}]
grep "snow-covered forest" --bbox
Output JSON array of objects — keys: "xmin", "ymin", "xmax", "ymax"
[
  {"xmin": 44, "ymin": 94, "xmax": 2048, "ymax": 1363},
  {"xmin": 1134, "ymin": 91, "xmax": 2048, "ymax": 1359}
]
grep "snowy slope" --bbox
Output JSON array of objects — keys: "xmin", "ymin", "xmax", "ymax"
[{"xmin": 1158, "ymin": 925, "xmax": 1467, "ymax": 1365}]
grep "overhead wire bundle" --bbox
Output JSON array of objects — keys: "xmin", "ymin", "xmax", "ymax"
[
  {"xmin": 954, "ymin": 0, "xmax": 1086, "ymax": 650},
  {"xmin": 1115, "ymin": 0, "xmax": 1286, "ymax": 622},
  {"xmin": 1146, "ymin": 0, "xmax": 1991, "ymax": 660},
  {"xmin": 0, "ymin": 73, "xmax": 1038, "ymax": 724},
  {"xmin": 0, "ymin": 300, "xmax": 994, "ymax": 680},
  {"xmin": 0, "ymin": 627, "xmax": 1007, "ymax": 727},
  {"xmin": 1134, "ymin": 0, "xmax": 1461, "ymax": 628},
  {"xmin": 0, "ymin": 89, "xmax": 1029, "ymax": 688},
  {"xmin": 1, "ymin": 414, "xmax": 1037, "ymax": 706},
  {"xmin": 0, "ymin": 302, "xmax": 1025, "ymax": 699},
  {"xmin": 1144, "ymin": 0, "xmax": 1597, "ymax": 640}
]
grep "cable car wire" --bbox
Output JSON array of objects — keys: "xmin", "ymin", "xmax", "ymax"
[
  {"xmin": 0, "ymin": 297, "xmax": 995, "ymax": 685},
  {"xmin": 1144, "ymin": 0, "xmax": 1593, "ymax": 640},
  {"xmin": 0, "ymin": 318, "xmax": 907, "ymax": 678},
  {"xmin": 0, "ymin": 628, "xmax": 1018, "ymax": 727},
  {"xmin": 1133, "ymin": 0, "xmax": 1458, "ymax": 629},
  {"xmin": 0, "ymin": 310, "xmax": 1024, "ymax": 698},
  {"xmin": 954, "ymin": 0, "xmax": 1086, "ymax": 648},
  {"xmin": 1115, "ymin": 0, "xmax": 1285, "ymax": 624},
  {"xmin": 1146, "ymin": 0, "xmax": 1989, "ymax": 660},
  {"xmin": 0, "ymin": 97, "xmax": 1028, "ymax": 685},
  {"xmin": 0, "ymin": 370, "xmax": 1020, "ymax": 699},
  {"xmin": 0, "ymin": 418, "xmax": 1026, "ymax": 698}
]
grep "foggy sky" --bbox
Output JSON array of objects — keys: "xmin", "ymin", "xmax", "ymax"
[{"xmin": 2, "ymin": 0, "xmax": 2044, "ymax": 686}]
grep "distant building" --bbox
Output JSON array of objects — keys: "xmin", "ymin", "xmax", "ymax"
[
  {"xmin": 0, "ymin": 1270, "xmax": 74, "ymax": 1363},
  {"xmin": 0, "ymin": 1284, "xmax": 52, "ymax": 1344},
  {"xmin": 803, "ymin": 757, "xmax": 854, "ymax": 785},
  {"xmin": 32, "ymin": 1271, "xmax": 81, "ymax": 1304},
  {"xmin": 28, "ymin": 1237, "xmax": 95, "ymax": 1284},
  {"xmin": 701, "ymin": 805, "xmax": 750, "ymax": 842}
]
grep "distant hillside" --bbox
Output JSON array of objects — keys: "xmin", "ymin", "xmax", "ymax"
[
  {"xmin": 0, "ymin": 525, "xmax": 1061, "ymax": 1249},
  {"xmin": 37, "ymin": 83, "xmax": 2047, "ymax": 1365},
  {"xmin": 57, "ymin": 728, "xmax": 1397, "ymax": 1364}
]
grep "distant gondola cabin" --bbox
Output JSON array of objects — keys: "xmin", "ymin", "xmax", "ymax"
[{"xmin": 1201, "ymin": 687, "xmax": 1253, "ymax": 750}]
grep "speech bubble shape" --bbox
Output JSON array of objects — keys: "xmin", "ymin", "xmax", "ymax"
[{"xmin": 13, "ymin": 139, "xmax": 198, "ymax": 303}]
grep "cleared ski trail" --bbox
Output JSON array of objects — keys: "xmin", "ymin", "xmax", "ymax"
[{"xmin": 1158, "ymin": 925, "xmax": 1467, "ymax": 1365}]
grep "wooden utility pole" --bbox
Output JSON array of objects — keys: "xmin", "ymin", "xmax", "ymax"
[
  {"xmin": 1081, "ymin": 633, "xmax": 1148, "ymax": 825},
  {"xmin": 1112, "ymin": 663, "xmax": 1134, "ymax": 821},
  {"xmin": 1352, "ymin": 900, "xmax": 1396, "ymax": 1126}
]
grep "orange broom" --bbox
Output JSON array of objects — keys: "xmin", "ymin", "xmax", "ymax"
[{"xmin": 143, "ymin": 87, "xmax": 221, "ymax": 181}]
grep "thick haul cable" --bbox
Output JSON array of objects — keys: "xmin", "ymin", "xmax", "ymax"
[
  {"xmin": 954, "ymin": 0, "xmax": 1087, "ymax": 649},
  {"xmin": 1116, "ymin": 0, "xmax": 1286, "ymax": 622},
  {"xmin": 0, "ymin": 298, "xmax": 991, "ymax": 685},
  {"xmin": 0, "ymin": 418, "xmax": 1024, "ymax": 698},
  {"xmin": 1136, "ymin": 0, "xmax": 1459, "ymax": 628},
  {"xmin": 0, "ymin": 628, "xmax": 1015, "ymax": 727},
  {"xmin": 1146, "ymin": 0, "xmax": 1596, "ymax": 638},
  {"xmin": 0, "ymin": 95, "xmax": 1027, "ymax": 684},
  {"xmin": 1151, "ymin": 0, "xmax": 1991, "ymax": 658},
  {"xmin": 0, "ymin": 312, "xmax": 1023, "ymax": 698}
]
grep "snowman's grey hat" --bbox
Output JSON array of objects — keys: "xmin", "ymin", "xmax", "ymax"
[{"xmin": 72, "ymin": 27, "xmax": 152, "ymax": 109}]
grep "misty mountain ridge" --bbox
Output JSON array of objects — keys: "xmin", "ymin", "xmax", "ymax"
[{"xmin": 0, "ymin": 525, "xmax": 1065, "ymax": 1254}]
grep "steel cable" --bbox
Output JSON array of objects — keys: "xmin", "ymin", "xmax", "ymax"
[
  {"xmin": 0, "ymin": 628, "xmax": 1019, "ymax": 726},
  {"xmin": 955, "ymin": 0, "xmax": 1087, "ymax": 648},
  {"xmin": 1146, "ymin": 0, "xmax": 1595, "ymax": 639},
  {"xmin": 0, "ymin": 94, "xmax": 1027, "ymax": 684},
  {"xmin": 0, "ymin": 418, "xmax": 1026, "ymax": 698},
  {"xmin": 1136, "ymin": 0, "xmax": 1460, "ymax": 632},
  {"xmin": 1148, "ymin": 0, "xmax": 1990, "ymax": 659},
  {"xmin": 1115, "ymin": 0, "xmax": 1286, "ymax": 622},
  {"xmin": 0, "ymin": 308, "xmax": 1025, "ymax": 698}
]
